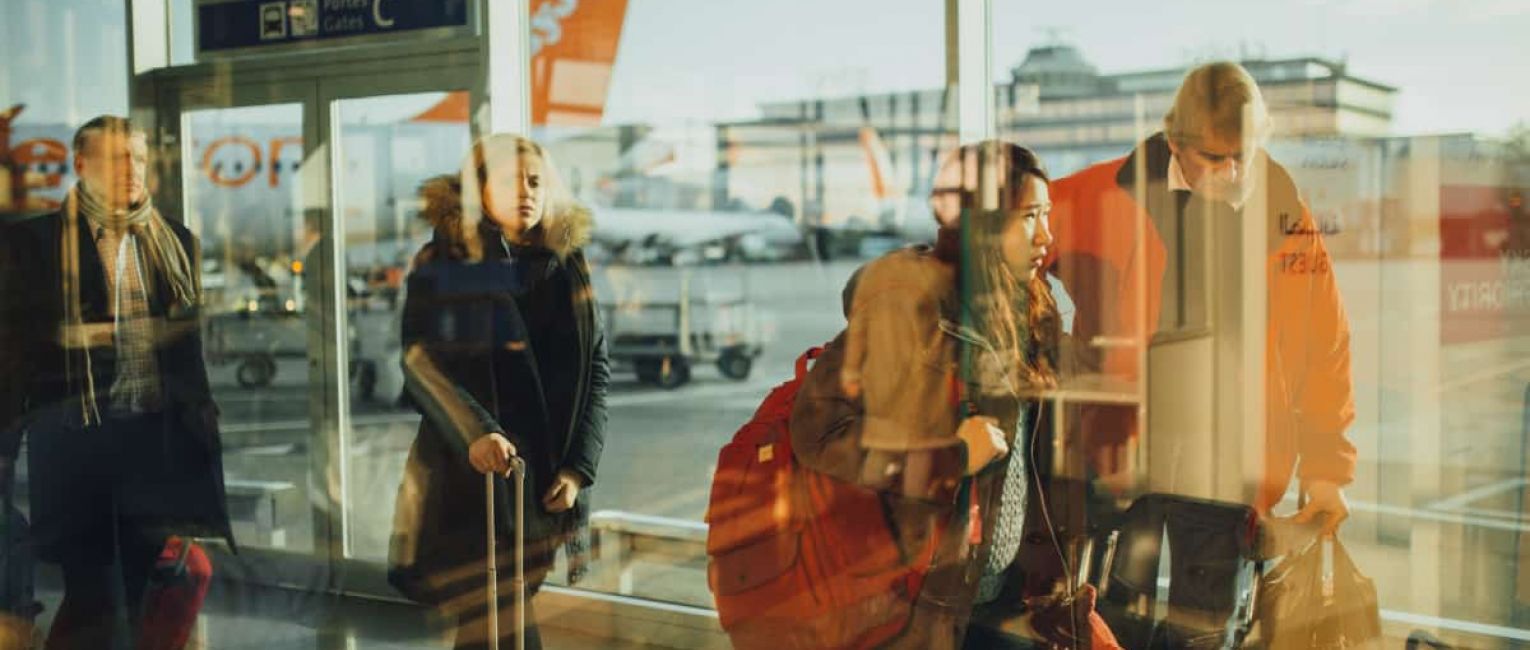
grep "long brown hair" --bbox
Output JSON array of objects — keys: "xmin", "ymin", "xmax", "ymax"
[{"xmin": 933, "ymin": 141, "xmax": 1059, "ymax": 391}]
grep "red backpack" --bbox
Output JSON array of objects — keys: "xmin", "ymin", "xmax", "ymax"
[{"xmin": 705, "ymin": 347, "xmax": 938, "ymax": 650}]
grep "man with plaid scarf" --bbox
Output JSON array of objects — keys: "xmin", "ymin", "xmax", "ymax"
[{"xmin": 0, "ymin": 116, "xmax": 232, "ymax": 648}]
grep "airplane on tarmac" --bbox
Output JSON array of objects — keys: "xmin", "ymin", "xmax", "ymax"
[
  {"xmin": 2, "ymin": 93, "xmax": 951, "ymax": 290},
  {"xmin": 0, "ymin": 0, "xmax": 946, "ymax": 391}
]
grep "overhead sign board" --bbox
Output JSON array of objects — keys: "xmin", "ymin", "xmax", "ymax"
[{"xmin": 196, "ymin": 0, "xmax": 473, "ymax": 58}]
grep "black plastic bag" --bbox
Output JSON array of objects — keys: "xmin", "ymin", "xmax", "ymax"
[{"xmin": 1258, "ymin": 537, "xmax": 1382, "ymax": 649}]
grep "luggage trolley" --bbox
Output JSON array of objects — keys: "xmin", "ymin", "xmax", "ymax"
[
  {"xmin": 1047, "ymin": 493, "xmax": 1328, "ymax": 649},
  {"xmin": 598, "ymin": 267, "xmax": 763, "ymax": 390},
  {"xmin": 204, "ymin": 304, "xmax": 382, "ymax": 399},
  {"xmin": 205, "ymin": 309, "xmax": 308, "ymax": 389}
]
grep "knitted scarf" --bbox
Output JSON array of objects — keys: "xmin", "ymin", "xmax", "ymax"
[{"xmin": 61, "ymin": 181, "xmax": 198, "ymax": 424}]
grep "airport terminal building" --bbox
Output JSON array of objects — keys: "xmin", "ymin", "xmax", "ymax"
[{"xmin": 718, "ymin": 44, "xmax": 1401, "ymax": 232}]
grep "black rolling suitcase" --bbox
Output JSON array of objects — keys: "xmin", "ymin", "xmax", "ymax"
[{"xmin": 1090, "ymin": 493, "xmax": 1265, "ymax": 649}]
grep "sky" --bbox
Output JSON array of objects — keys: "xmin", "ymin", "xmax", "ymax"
[
  {"xmin": 602, "ymin": 0, "xmax": 1530, "ymax": 136},
  {"xmin": 987, "ymin": 0, "xmax": 1530, "ymax": 137},
  {"xmin": 2, "ymin": 0, "xmax": 1526, "ymax": 137},
  {"xmin": 0, "ymin": 0, "xmax": 129, "ymax": 128}
]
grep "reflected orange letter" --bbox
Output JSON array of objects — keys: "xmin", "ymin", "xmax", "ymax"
[{"xmin": 202, "ymin": 136, "xmax": 261, "ymax": 188}]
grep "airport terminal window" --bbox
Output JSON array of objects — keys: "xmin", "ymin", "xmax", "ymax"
[
  {"xmin": 994, "ymin": 2, "xmax": 1530, "ymax": 645},
  {"xmin": 0, "ymin": 0, "xmax": 129, "ymax": 127},
  {"xmin": 334, "ymin": 91, "xmax": 473, "ymax": 562},
  {"xmin": 184, "ymin": 103, "xmax": 319, "ymax": 553},
  {"xmin": 533, "ymin": 0, "xmax": 954, "ymax": 606},
  {"xmin": 4, "ymin": 0, "xmax": 1529, "ymax": 647}
]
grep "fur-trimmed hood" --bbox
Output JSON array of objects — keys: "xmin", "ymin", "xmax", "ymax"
[
  {"xmin": 535, "ymin": 201, "xmax": 595, "ymax": 260},
  {"xmin": 416, "ymin": 174, "xmax": 594, "ymax": 261}
]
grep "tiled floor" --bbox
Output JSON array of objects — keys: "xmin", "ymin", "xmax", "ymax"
[{"xmin": 32, "ymin": 574, "xmax": 672, "ymax": 650}]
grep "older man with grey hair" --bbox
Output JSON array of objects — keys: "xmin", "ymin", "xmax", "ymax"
[
  {"xmin": 0, "ymin": 115, "xmax": 232, "ymax": 648},
  {"xmin": 1042, "ymin": 61, "xmax": 1359, "ymax": 642}
]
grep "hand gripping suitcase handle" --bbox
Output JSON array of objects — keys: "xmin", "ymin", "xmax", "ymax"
[{"xmin": 486, "ymin": 457, "xmax": 527, "ymax": 650}]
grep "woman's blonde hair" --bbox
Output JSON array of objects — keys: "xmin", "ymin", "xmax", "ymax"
[{"xmin": 428, "ymin": 133, "xmax": 584, "ymax": 260}]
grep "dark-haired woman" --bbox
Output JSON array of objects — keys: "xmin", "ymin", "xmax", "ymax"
[{"xmin": 791, "ymin": 141, "xmax": 1117, "ymax": 649}]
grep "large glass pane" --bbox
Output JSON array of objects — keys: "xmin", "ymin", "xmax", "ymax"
[
  {"xmin": 0, "ymin": 0, "xmax": 129, "ymax": 126},
  {"xmin": 333, "ymin": 90, "xmax": 472, "ymax": 561},
  {"xmin": 185, "ymin": 103, "xmax": 318, "ymax": 553},
  {"xmin": 539, "ymin": 0, "xmax": 955, "ymax": 608},
  {"xmin": 8, "ymin": 0, "xmax": 1530, "ymax": 647},
  {"xmin": 990, "ymin": 4, "xmax": 1530, "ymax": 647}
]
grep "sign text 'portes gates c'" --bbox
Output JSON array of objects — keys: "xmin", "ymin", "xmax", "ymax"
[{"xmin": 196, "ymin": 0, "xmax": 471, "ymax": 57}]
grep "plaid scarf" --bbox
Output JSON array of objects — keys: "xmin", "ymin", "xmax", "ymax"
[
  {"xmin": 62, "ymin": 182, "xmax": 198, "ymax": 424},
  {"xmin": 73, "ymin": 181, "xmax": 198, "ymax": 308}
]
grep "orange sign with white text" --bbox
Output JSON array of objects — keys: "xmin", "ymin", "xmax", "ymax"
[
  {"xmin": 409, "ymin": 1, "xmax": 630, "ymax": 127},
  {"xmin": 529, "ymin": 0, "xmax": 630, "ymax": 126}
]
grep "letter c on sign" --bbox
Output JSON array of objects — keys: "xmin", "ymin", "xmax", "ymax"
[
  {"xmin": 373, "ymin": 0, "xmax": 395, "ymax": 27},
  {"xmin": 203, "ymin": 136, "xmax": 261, "ymax": 188}
]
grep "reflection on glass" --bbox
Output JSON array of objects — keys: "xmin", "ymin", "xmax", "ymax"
[
  {"xmin": 536, "ymin": 0, "xmax": 955, "ymax": 609},
  {"xmin": 185, "ymin": 104, "xmax": 316, "ymax": 552},
  {"xmin": 333, "ymin": 91, "xmax": 472, "ymax": 562},
  {"xmin": 3, "ymin": 0, "xmax": 1524, "ymax": 646},
  {"xmin": 992, "ymin": 10, "xmax": 1530, "ymax": 645}
]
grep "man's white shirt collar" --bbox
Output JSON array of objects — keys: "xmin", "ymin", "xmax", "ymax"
[
  {"xmin": 1167, "ymin": 154, "xmax": 1193, "ymax": 193},
  {"xmin": 1166, "ymin": 154, "xmax": 1245, "ymax": 210}
]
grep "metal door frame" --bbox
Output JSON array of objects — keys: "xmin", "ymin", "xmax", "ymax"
[
  {"xmin": 134, "ymin": 44, "xmax": 481, "ymax": 595},
  {"xmin": 318, "ymin": 68, "xmax": 477, "ymax": 596}
]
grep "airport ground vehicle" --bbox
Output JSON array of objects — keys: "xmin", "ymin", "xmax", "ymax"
[
  {"xmin": 599, "ymin": 267, "xmax": 762, "ymax": 390},
  {"xmin": 205, "ymin": 305, "xmax": 385, "ymax": 400}
]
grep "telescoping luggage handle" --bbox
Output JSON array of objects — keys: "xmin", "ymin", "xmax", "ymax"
[
  {"xmin": 794, "ymin": 347, "xmax": 823, "ymax": 381},
  {"xmin": 486, "ymin": 457, "xmax": 527, "ymax": 650}
]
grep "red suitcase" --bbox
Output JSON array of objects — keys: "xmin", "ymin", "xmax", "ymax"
[{"xmin": 137, "ymin": 536, "xmax": 211, "ymax": 650}]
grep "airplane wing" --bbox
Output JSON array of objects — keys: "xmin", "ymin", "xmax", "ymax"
[{"xmin": 592, "ymin": 207, "xmax": 801, "ymax": 248}]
